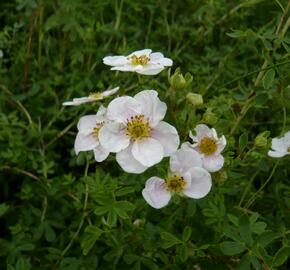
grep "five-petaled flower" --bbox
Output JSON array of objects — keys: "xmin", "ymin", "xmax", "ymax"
[
  {"xmin": 142, "ymin": 147, "xmax": 212, "ymax": 209},
  {"xmin": 184, "ymin": 124, "xmax": 226, "ymax": 172},
  {"xmin": 98, "ymin": 90, "xmax": 180, "ymax": 173},
  {"xmin": 62, "ymin": 87, "xmax": 119, "ymax": 106},
  {"xmin": 268, "ymin": 131, "xmax": 290, "ymax": 158},
  {"xmin": 103, "ymin": 49, "xmax": 173, "ymax": 75},
  {"xmin": 74, "ymin": 106, "xmax": 110, "ymax": 162}
]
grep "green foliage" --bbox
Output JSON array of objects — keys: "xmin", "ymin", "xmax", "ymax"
[{"xmin": 1, "ymin": 0, "xmax": 290, "ymax": 269}]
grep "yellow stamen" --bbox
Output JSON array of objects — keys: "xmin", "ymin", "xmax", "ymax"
[
  {"xmin": 92, "ymin": 122, "xmax": 104, "ymax": 139},
  {"xmin": 166, "ymin": 174, "xmax": 186, "ymax": 193},
  {"xmin": 130, "ymin": 54, "xmax": 150, "ymax": 65},
  {"xmin": 88, "ymin": 92, "xmax": 103, "ymax": 99},
  {"xmin": 126, "ymin": 114, "xmax": 151, "ymax": 141},
  {"xmin": 199, "ymin": 137, "xmax": 217, "ymax": 156}
]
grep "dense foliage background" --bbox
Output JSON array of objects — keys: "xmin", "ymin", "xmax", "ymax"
[{"xmin": 1, "ymin": 0, "xmax": 290, "ymax": 269}]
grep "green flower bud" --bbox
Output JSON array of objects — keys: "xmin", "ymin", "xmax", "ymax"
[
  {"xmin": 254, "ymin": 131, "xmax": 270, "ymax": 148},
  {"xmin": 202, "ymin": 108, "xmax": 217, "ymax": 125},
  {"xmin": 186, "ymin": 93, "xmax": 204, "ymax": 108},
  {"xmin": 169, "ymin": 68, "xmax": 193, "ymax": 90}
]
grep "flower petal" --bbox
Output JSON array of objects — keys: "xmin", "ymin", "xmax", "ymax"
[
  {"xmin": 194, "ymin": 124, "xmax": 213, "ymax": 140},
  {"xmin": 136, "ymin": 65, "xmax": 165, "ymax": 75},
  {"xmin": 99, "ymin": 122, "xmax": 130, "ymax": 153},
  {"xmin": 151, "ymin": 121, "xmax": 179, "ymax": 156},
  {"xmin": 102, "ymin": 87, "xmax": 120, "ymax": 97},
  {"xmin": 107, "ymin": 96, "xmax": 142, "ymax": 123},
  {"xmin": 77, "ymin": 115, "xmax": 98, "ymax": 135},
  {"xmin": 271, "ymin": 137, "xmax": 287, "ymax": 152},
  {"xmin": 132, "ymin": 138, "xmax": 164, "ymax": 167},
  {"xmin": 142, "ymin": 177, "xmax": 171, "ymax": 209},
  {"xmin": 62, "ymin": 97, "xmax": 95, "ymax": 106},
  {"xmin": 111, "ymin": 65, "xmax": 138, "ymax": 72},
  {"xmin": 116, "ymin": 146, "xmax": 148, "ymax": 173},
  {"xmin": 202, "ymin": 154, "xmax": 224, "ymax": 172},
  {"xmin": 182, "ymin": 167, "xmax": 212, "ymax": 199},
  {"xmin": 134, "ymin": 90, "xmax": 167, "ymax": 127},
  {"xmin": 150, "ymin": 52, "xmax": 173, "ymax": 66},
  {"xmin": 103, "ymin": 55, "xmax": 129, "ymax": 66},
  {"xmin": 128, "ymin": 49, "xmax": 152, "ymax": 58},
  {"xmin": 74, "ymin": 133, "xmax": 98, "ymax": 155},
  {"xmin": 93, "ymin": 145, "xmax": 110, "ymax": 162},
  {"xmin": 96, "ymin": 105, "xmax": 107, "ymax": 117},
  {"xmin": 170, "ymin": 146, "xmax": 203, "ymax": 174},
  {"xmin": 216, "ymin": 135, "xmax": 227, "ymax": 154},
  {"xmin": 267, "ymin": 150, "xmax": 287, "ymax": 158}
]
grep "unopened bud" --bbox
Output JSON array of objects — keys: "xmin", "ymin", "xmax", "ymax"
[
  {"xmin": 202, "ymin": 109, "xmax": 217, "ymax": 125},
  {"xmin": 186, "ymin": 93, "xmax": 204, "ymax": 108},
  {"xmin": 169, "ymin": 68, "xmax": 193, "ymax": 90},
  {"xmin": 254, "ymin": 131, "xmax": 270, "ymax": 148}
]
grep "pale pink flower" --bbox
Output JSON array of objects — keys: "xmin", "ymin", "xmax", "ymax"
[
  {"xmin": 185, "ymin": 124, "xmax": 226, "ymax": 172},
  {"xmin": 62, "ymin": 87, "xmax": 119, "ymax": 106},
  {"xmin": 74, "ymin": 106, "xmax": 109, "ymax": 162},
  {"xmin": 142, "ymin": 147, "xmax": 212, "ymax": 209},
  {"xmin": 103, "ymin": 49, "xmax": 173, "ymax": 75},
  {"xmin": 99, "ymin": 90, "xmax": 179, "ymax": 173},
  {"xmin": 268, "ymin": 131, "xmax": 290, "ymax": 158}
]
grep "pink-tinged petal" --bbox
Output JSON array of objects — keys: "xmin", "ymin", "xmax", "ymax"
[
  {"xmin": 142, "ymin": 177, "xmax": 171, "ymax": 209},
  {"xmin": 267, "ymin": 150, "xmax": 287, "ymax": 158},
  {"xmin": 182, "ymin": 167, "xmax": 212, "ymax": 199},
  {"xmin": 116, "ymin": 146, "xmax": 148, "ymax": 174},
  {"xmin": 62, "ymin": 96, "xmax": 95, "ymax": 106},
  {"xmin": 195, "ymin": 124, "xmax": 213, "ymax": 140},
  {"xmin": 107, "ymin": 96, "xmax": 142, "ymax": 123},
  {"xmin": 271, "ymin": 137, "xmax": 287, "ymax": 152},
  {"xmin": 128, "ymin": 49, "xmax": 152, "ymax": 58},
  {"xmin": 136, "ymin": 65, "xmax": 165, "ymax": 75},
  {"xmin": 151, "ymin": 121, "xmax": 179, "ymax": 156},
  {"xmin": 74, "ymin": 133, "xmax": 98, "ymax": 155},
  {"xmin": 99, "ymin": 122, "xmax": 130, "ymax": 153},
  {"xmin": 93, "ymin": 145, "xmax": 110, "ymax": 162},
  {"xmin": 189, "ymin": 131, "xmax": 198, "ymax": 143},
  {"xmin": 134, "ymin": 90, "xmax": 167, "ymax": 127},
  {"xmin": 132, "ymin": 138, "xmax": 164, "ymax": 167},
  {"xmin": 102, "ymin": 87, "xmax": 120, "ymax": 97},
  {"xmin": 96, "ymin": 105, "xmax": 107, "ymax": 117},
  {"xmin": 103, "ymin": 56, "xmax": 129, "ymax": 66},
  {"xmin": 170, "ymin": 147, "xmax": 203, "ymax": 174},
  {"xmin": 216, "ymin": 135, "xmax": 227, "ymax": 154},
  {"xmin": 77, "ymin": 115, "xmax": 98, "ymax": 135},
  {"xmin": 202, "ymin": 154, "xmax": 224, "ymax": 172}
]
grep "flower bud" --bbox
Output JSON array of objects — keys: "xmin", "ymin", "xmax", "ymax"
[
  {"xmin": 202, "ymin": 108, "xmax": 217, "ymax": 125},
  {"xmin": 186, "ymin": 93, "xmax": 204, "ymax": 108},
  {"xmin": 169, "ymin": 68, "xmax": 193, "ymax": 90},
  {"xmin": 254, "ymin": 131, "xmax": 270, "ymax": 148}
]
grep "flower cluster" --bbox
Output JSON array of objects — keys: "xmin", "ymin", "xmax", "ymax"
[{"xmin": 64, "ymin": 49, "xmax": 228, "ymax": 209}]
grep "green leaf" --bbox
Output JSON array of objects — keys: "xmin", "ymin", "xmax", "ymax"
[
  {"xmin": 81, "ymin": 226, "xmax": 102, "ymax": 256},
  {"xmin": 236, "ymin": 254, "xmax": 251, "ymax": 270},
  {"xmin": 182, "ymin": 226, "xmax": 192, "ymax": 242},
  {"xmin": 256, "ymin": 231, "xmax": 279, "ymax": 247},
  {"xmin": 94, "ymin": 205, "xmax": 109, "ymax": 216},
  {"xmin": 271, "ymin": 246, "xmax": 290, "ymax": 267},
  {"xmin": 161, "ymin": 232, "xmax": 182, "ymax": 249},
  {"xmin": 262, "ymin": 69, "xmax": 275, "ymax": 89},
  {"xmin": 45, "ymin": 223, "xmax": 56, "ymax": 242},
  {"xmin": 0, "ymin": 203, "xmax": 9, "ymax": 217},
  {"xmin": 16, "ymin": 257, "xmax": 30, "ymax": 270},
  {"xmin": 239, "ymin": 216, "xmax": 253, "ymax": 246},
  {"xmin": 107, "ymin": 210, "xmax": 117, "ymax": 227},
  {"xmin": 115, "ymin": 187, "xmax": 135, "ymax": 196},
  {"xmin": 239, "ymin": 133, "xmax": 248, "ymax": 151},
  {"xmin": 220, "ymin": 241, "xmax": 246, "ymax": 256}
]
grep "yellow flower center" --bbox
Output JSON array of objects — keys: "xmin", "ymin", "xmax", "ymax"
[
  {"xmin": 88, "ymin": 92, "xmax": 103, "ymax": 99},
  {"xmin": 199, "ymin": 137, "xmax": 217, "ymax": 156},
  {"xmin": 126, "ymin": 114, "xmax": 151, "ymax": 141},
  {"xmin": 166, "ymin": 174, "xmax": 187, "ymax": 193},
  {"xmin": 92, "ymin": 122, "xmax": 104, "ymax": 139},
  {"xmin": 130, "ymin": 54, "xmax": 150, "ymax": 65}
]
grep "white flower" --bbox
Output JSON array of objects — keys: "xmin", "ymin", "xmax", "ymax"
[
  {"xmin": 185, "ymin": 124, "xmax": 226, "ymax": 172},
  {"xmin": 99, "ymin": 90, "xmax": 180, "ymax": 173},
  {"xmin": 103, "ymin": 49, "xmax": 173, "ymax": 75},
  {"xmin": 62, "ymin": 87, "xmax": 119, "ymax": 106},
  {"xmin": 74, "ymin": 106, "xmax": 110, "ymax": 162},
  {"xmin": 142, "ymin": 147, "xmax": 212, "ymax": 209},
  {"xmin": 268, "ymin": 131, "xmax": 290, "ymax": 158}
]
